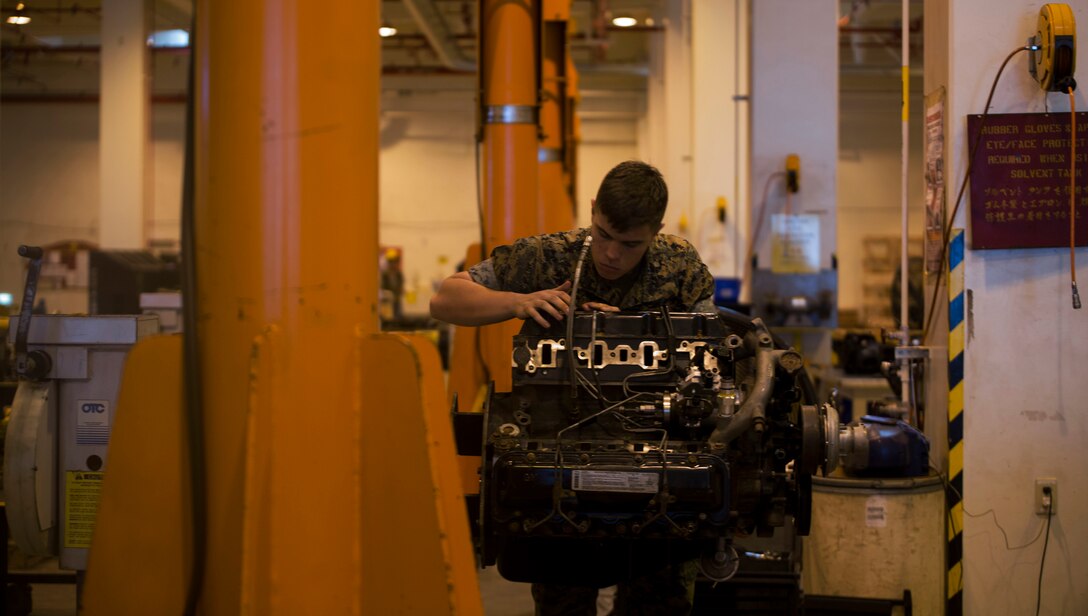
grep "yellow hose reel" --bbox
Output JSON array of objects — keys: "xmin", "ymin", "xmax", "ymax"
[{"xmin": 1029, "ymin": 3, "xmax": 1077, "ymax": 92}]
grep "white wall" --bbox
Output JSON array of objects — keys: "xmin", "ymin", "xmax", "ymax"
[
  {"xmin": 692, "ymin": 0, "xmax": 749, "ymax": 280},
  {"xmin": 838, "ymin": 87, "xmax": 926, "ymax": 315},
  {"xmin": 0, "ymin": 103, "xmax": 184, "ymax": 312},
  {"xmin": 934, "ymin": 2, "xmax": 1088, "ymax": 613},
  {"xmin": 0, "ymin": 103, "xmax": 184, "ymax": 311},
  {"xmin": 378, "ymin": 89, "xmax": 478, "ymax": 316},
  {"xmin": 150, "ymin": 105, "xmax": 185, "ymax": 242},
  {"xmin": 750, "ymin": 0, "xmax": 838, "ymax": 273},
  {"xmin": 643, "ymin": 0, "xmax": 694, "ymax": 237},
  {"xmin": 575, "ymin": 118, "xmax": 641, "ymax": 228}
]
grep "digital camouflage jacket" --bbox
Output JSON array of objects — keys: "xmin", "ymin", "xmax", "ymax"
[{"xmin": 469, "ymin": 227, "xmax": 715, "ymax": 312}]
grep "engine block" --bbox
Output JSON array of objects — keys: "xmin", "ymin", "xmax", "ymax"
[{"xmin": 474, "ymin": 310, "xmax": 837, "ymax": 586}]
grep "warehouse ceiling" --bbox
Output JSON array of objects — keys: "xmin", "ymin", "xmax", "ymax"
[{"xmin": 0, "ymin": 0, "xmax": 922, "ymax": 100}]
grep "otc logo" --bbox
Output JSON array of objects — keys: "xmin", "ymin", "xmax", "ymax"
[{"xmin": 77, "ymin": 400, "xmax": 110, "ymax": 444}]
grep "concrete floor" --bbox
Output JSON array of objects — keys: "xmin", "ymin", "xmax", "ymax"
[
  {"xmin": 7, "ymin": 555, "xmax": 77, "ymax": 616},
  {"xmin": 16, "ymin": 583, "xmax": 76, "ymax": 616},
  {"xmin": 12, "ymin": 560, "xmax": 615, "ymax": 615},
  {"xmin": 479, "ymin": 566, "xmax": 616, "ymax": 616}
]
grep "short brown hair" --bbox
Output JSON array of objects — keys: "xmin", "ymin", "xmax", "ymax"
[{"xmin": 594, "ymin": 160, "xmax": 668, "ymax": 232}]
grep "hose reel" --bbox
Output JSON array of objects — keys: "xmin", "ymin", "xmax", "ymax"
[{"xmin": 1029, "ymin": 3, "xmax": 1077, "ymax": 92}]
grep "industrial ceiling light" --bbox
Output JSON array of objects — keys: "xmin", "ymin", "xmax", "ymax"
[
  {"xmin": 148, "ymin": 29, "xmax": 190, "ymax": 48},
  {"xmin": 611, "ymin": 16, "xmax": 637, "ymax": 28},
  {"xmin": 378, "ymin": 24, "xmax": 397, "ymax": 38},
  {"xmin": 7, "ymin": 2, "xmax": 30, "ymax": 25}
]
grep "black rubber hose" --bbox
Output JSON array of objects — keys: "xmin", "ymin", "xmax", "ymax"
[{"xmin": 180, "ymin": 14, "xmax": 207, "ymax": 615}]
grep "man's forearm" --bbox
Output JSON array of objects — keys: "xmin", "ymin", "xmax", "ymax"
[{"xmin": 430, "ymin": 275, "xmax": 519, "ymax": 326}]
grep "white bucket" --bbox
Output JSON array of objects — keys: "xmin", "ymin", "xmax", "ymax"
[{"xmin": 802, "ymin": 473, "xmax": 944, "ymax": 615}]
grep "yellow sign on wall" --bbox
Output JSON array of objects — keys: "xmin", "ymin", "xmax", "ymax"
[{"xmin": 771, "ymin": 214, "xmax": 820, "ymax": 273}]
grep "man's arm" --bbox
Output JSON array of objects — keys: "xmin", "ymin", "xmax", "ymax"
[{"xmin": 430, "ymin": 271, "xmax": 572, "ymax": 327}]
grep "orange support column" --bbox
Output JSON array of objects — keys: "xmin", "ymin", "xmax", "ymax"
[
  {"xmin": 83, "ymin": 2, "xmax": 480, "ymax": 614},
  {"xmin": 193, "ymin": 1, "xmax": 380, "ymax": 612},
  {"xmin": 478, "ymin": 0, "xmax": 542, "ymax": 393},
  {"xmin": 447, "ymin": 243, "xmax": 488, "ymax": 412},
  {"xmin": 566, "ymin": 55, "xmax": 582, "ymax": 211},
  {"xmin": 538, "ymin": 0, "xmax": 575, "ymax": 233}
]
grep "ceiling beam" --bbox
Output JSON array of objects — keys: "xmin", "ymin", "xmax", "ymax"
[{"xmin": 401, "ymin": 0, "xmax": 476, "ymax": 72}]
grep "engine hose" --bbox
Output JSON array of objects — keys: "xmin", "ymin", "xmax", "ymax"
[
  {"xmin": 715, "ymin": 307, "xmax": 817, "ymax": 404},
  {"xmin": 567, "ymin": 235, "xmax": 593, "ymax": 399},
  {"xmin": 709, "ymin": 318, "xmax": 785, "ymax": 446}
]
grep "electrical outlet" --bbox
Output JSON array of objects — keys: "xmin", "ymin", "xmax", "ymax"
[{"xmin": 1035, "ymin": 478, "xmax": 1057, "ymax": 516}]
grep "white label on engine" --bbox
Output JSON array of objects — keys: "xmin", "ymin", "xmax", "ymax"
[{"xmin": 571, "ymin": 470, "xmax": 659, "ymax": 494}]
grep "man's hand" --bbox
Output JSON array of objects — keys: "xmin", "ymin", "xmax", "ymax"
[
  {"xmin": 581, "ymin": 301, "xmax": 620, "ymax": 313},
  {"xmin": 513, "ymin": 281, "xmax": 572, "ymax": 327}
]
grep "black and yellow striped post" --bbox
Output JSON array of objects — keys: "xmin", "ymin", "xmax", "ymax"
[{"xmin": 946, "ymin": 228, "xmax": 965, "ymax": 616}]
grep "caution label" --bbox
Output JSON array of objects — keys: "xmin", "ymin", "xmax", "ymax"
[
  {"xmin": 64, "ymin": 471, "xmax": 104, "ymax": 548},
  {"xmin": 571, "ymin": 470, "xmax": 659, "ymax": 494}
]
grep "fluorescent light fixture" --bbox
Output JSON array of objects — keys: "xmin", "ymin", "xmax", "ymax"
[
  {"xmin": 0, "ymin": 293, "xmax": 12, "ymax": 306},
  {"xmin": 148, "ymin": 29, "xmax": 190, "ymax": 47},
  {"xmin": 378, "ymin": 25, "xmax": 397, "ymax": 38},
  {"xmin": 611, "ymin": 16, "xmax": 637, "ymax": 28},
  {"xmin": 7, "ymin": 2, "xmax": 29, "ymax": 25}
]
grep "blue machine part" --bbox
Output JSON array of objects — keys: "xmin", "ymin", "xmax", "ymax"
[{"xmin": 841, "ymin": 415, "xmax": 930, "ymax": 477}]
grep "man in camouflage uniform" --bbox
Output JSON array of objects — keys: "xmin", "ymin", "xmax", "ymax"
[
  {"xmin": 431, "ymin": 160, "xmax": 714, "ymax": 615},
  {"xmin": 431, "ymin": 160, "xmax": 715, "ymax": 326}
]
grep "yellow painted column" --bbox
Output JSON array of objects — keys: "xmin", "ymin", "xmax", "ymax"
[
  {"xmin": 479, "ymin": 0, "xmax": 541, "ymax": 393},
  {"xmin": 84, "ymin": 2, "xmax": 478, "ymax": 614},
  {"xmin": 195, "ymin": 1, "xmax": 378, "ymax": 612},
  {"xmin": 447, "ymin": 244, "xmax": 488, "ymax": 410},
  {"xmin": 566, "ymin": 55, "xmax": 581, "ymax": 208},
  {"xmin": 481, "ymin": 0, "xmax": 540, "ymax": 248},
  {"xmin": 538, "ymin": 0, "xmax": 575, "ymax": 234}
]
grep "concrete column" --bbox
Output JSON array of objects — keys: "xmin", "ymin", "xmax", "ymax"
[
  {"xmin": 661, "ymin": 0, "xmax": 694, "ymax": 235},
  {"xmin": 692, "ymin": 0, "xmax": 749, "ymax": 279},
  {"xmin": 931, "ymin": 1, "xmax": 1088, "ymax": 613},
  {"xmin": 99, "ymin": 0, "xmax": 151, "ymax": 249},
  {"xmin": 749, "ymin": 0, "xmax": 838, "ymax": 271}
]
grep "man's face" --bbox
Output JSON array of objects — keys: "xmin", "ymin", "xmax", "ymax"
[{"xmin": 589, "ymin": 206, "xmax": 661, "ymax": 280}]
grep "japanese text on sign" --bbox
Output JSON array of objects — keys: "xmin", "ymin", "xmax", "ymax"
[{"xmin": 968, "ymin": 112, "xmax": 1088, "ymax": 249}]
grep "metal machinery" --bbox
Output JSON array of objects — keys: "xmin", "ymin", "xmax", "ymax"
[
  {"xmin": 466, "ymin": 308, "xmax": 842, "ymax": 587},
  {"xmin": 5, "ymin": 314, "xmax": 157, "ymax": 569},
  {"xmin": 5, "ymin": 247, "xmax": 157, "ymax": 573}
]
